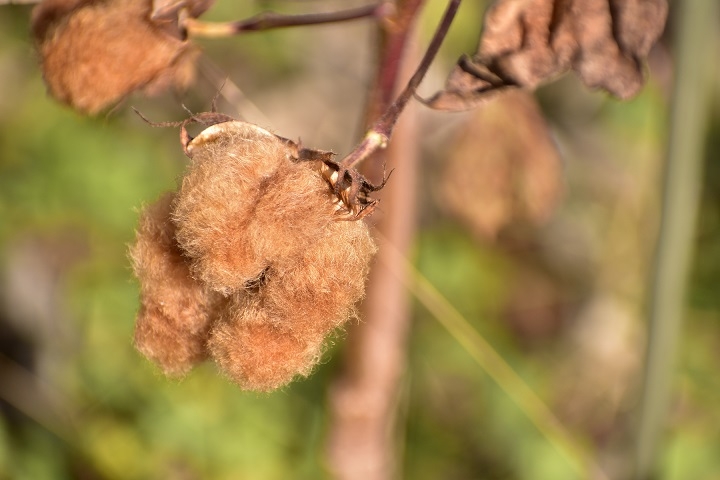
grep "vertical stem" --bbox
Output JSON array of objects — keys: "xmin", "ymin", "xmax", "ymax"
[
  {"xmin": 364, "ymin": 0, "xmax": 424, "ymax": 130},
  {"xmin": 325, "ymin": 1, "xmax": 424, "ymax": 478},
  {"xmin": 633, "ymin": 2, "xmax": 717, "ymax": 479}
]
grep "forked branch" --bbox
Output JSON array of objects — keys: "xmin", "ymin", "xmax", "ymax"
[{"xmin": 340, "ymin": 0, "xmax": 461, "ymax": 169}]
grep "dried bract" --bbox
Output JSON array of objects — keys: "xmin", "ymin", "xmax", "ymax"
[
  {"xmin": 428, "ymin": 0, "xmax": 668, "ymax": 110},
  {"xmin": 32, "ymin": 0, "xmax": 207, "ymax": 114}
]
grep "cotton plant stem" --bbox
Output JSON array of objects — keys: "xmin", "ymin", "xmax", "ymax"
[
  {"xmin": 184, "ymin": 2, "xmax": 393, "ymax": 38},
  {"xmin": 633, "ymin": 2, "xmax": 717, "ymax": 479},
  {"xmin": 341, "ymin": 0, "xmax": 460, "ymax": 170},
  {"xmin": 326, "ymin": 99, "xmax": 419, "ymax": 480},
  {"xmin": 325, "ymin": 2, "xmax": 423, "ymax": 478},
  {"xmin": 364, "ymin": 0, "xmax": 424, "ymax": 127}
]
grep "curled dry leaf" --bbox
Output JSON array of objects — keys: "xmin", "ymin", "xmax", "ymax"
[
  {"xmin": 428, "ymin": 0, "xmax": 668, "ymax": 110},
  {"xmin": 32, "ymin": 0, "xmax": 212, "ymax": 114},
  {"xmin": 438, "ymin": 90, "xmax": 562, "ymax": 238}
]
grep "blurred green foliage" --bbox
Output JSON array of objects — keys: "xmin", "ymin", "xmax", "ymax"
[{"xmin": 0, "ymin": 2, "xmax": 719, "ymax": 480}]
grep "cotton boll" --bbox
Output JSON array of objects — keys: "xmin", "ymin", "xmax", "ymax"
[
  {"xmin": 32, "ymin": 0, "xmax": 201, "ymax": 115},
  {"xmin": 174, "ymin": 121, "xmax": 335, "ymax": 294}
]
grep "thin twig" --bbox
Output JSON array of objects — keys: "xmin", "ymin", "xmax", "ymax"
[
  {"xmin": 185, "ymin": 2, "xmax": 394, "ymax": 38},
  {"xmin": 340, "ymin": 0, "xmax": 460, "ymax": 169}
]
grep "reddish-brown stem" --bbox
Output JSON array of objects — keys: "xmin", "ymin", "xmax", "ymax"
[
  {"xmin": 326, "ymin": 28, "xmax": 422, "ymax": 480},
  {"xmin": 184, "ymin": 2, "xmax": 394, "ymax": 38},
  {"xmin": 340, "ymin": 0, "xmax": 461, "ymax": 169},
  {"xmin": 325, "ymin": 0, "xmax": 446, "ymax": 477},
  {"xmin": 365, "ymin": 0, "xmax": 424, "ymax": 127}
]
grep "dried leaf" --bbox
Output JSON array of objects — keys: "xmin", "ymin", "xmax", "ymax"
[
  {"xmin": 428, "ymin": 0, "xmax": 668, "ymax": 110},
  {"xmin": 438, "ymin": 90, "xmax": 562, "ymax": 238},
  {"xmin": 151, "ymin": 0, "xmax": 215, "ymax": 37}
]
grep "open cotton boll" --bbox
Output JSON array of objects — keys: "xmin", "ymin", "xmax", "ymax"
[
  {"xmin": 131, "ymin": 117, "xmax": 378, "ymax": 391},
  {"xmin": 173, "ymin": 121, "xmax": 337, "ymax": 295},
  {"xmin": 32, "ymin": 0, "xmax": 203, "ymax": 115}
]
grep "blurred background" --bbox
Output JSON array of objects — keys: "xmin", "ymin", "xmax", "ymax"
[{"xmin": 1, "ymin": 0, "xmax": 719, "ymax": 479}]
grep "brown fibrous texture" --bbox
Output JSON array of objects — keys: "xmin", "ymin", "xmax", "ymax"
[
  {"xmin": 174, "ymin": 122, "xmax": 338, "ymax": 295},
  {"xmin": 130, "ymin": 192, "xmax": 219, "ymax": 376},
  {"xmin": 209, "ymin": 318, "xmax": 324, "ymax": 392},
  {"xmin": 130, "ymin": 120, "xmax": 377, "ymax": 391},
  {"xmin": 207, "ymin": 216, "xmax": 376, "ymax": 391},
  {"xmin": 32, "ymin": 0, "xmax": 200, "ymax": 114}
]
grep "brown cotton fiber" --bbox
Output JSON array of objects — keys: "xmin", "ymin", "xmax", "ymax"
[
  {"xmin": 207, "ymin": 215, "xmax": 376, "ymax": 390},
  {"xmin": 174, "ymin": 121, "xmax": 336, "ymax": 294},
  {"xmin": 133, "ymin": 118, "xmax": 378, "ymax": 391},
  {"xmin": 260, "ymin": 218, "xmax": 376, "ymax": 336},
  {"xmin": 130, "ymin": 192, "xmax": 218, "ymax": 376},
  {"xmin": 209, "ymin": 315, "xmax": 325, "ymax": 392},
  {"xmin": 32, "ymin": 0, "xmax": 198, "ymax": 114}
]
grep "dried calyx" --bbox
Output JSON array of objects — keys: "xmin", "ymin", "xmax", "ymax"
[{"xmin": 130, "ymin": 115, "xmax": 377, "ymax": 391}]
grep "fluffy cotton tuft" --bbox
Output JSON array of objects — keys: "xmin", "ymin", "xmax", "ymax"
[
  {"xmin": 130, "ymin": 119, "xmax": 377, "ymax": 390},
  {"xmin": 32, "ymin": 0, "xmax": 202, "ymax": 114},
  {"xmin": 129, "ymin": 192, "xmax": 219, "ymax": 376}
]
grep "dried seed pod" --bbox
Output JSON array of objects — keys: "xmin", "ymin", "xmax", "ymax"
[
  {"xmin": 439, "ymin": 90, "xmax": 562, "ymax": 239},
  {"xmin": 428, "ymin": 0, "xmax": 668, "ymax": 110},
  {"xmin": 130, "ymin": 192, "xmax": 219, "ymax": 376},
  {"xmin": 174, "ymin": 121, "xmax": 337, "ymax": 294},
  {"xmin": 32, "ymin": 0, "xmax": 201, "ymax": 114}
]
